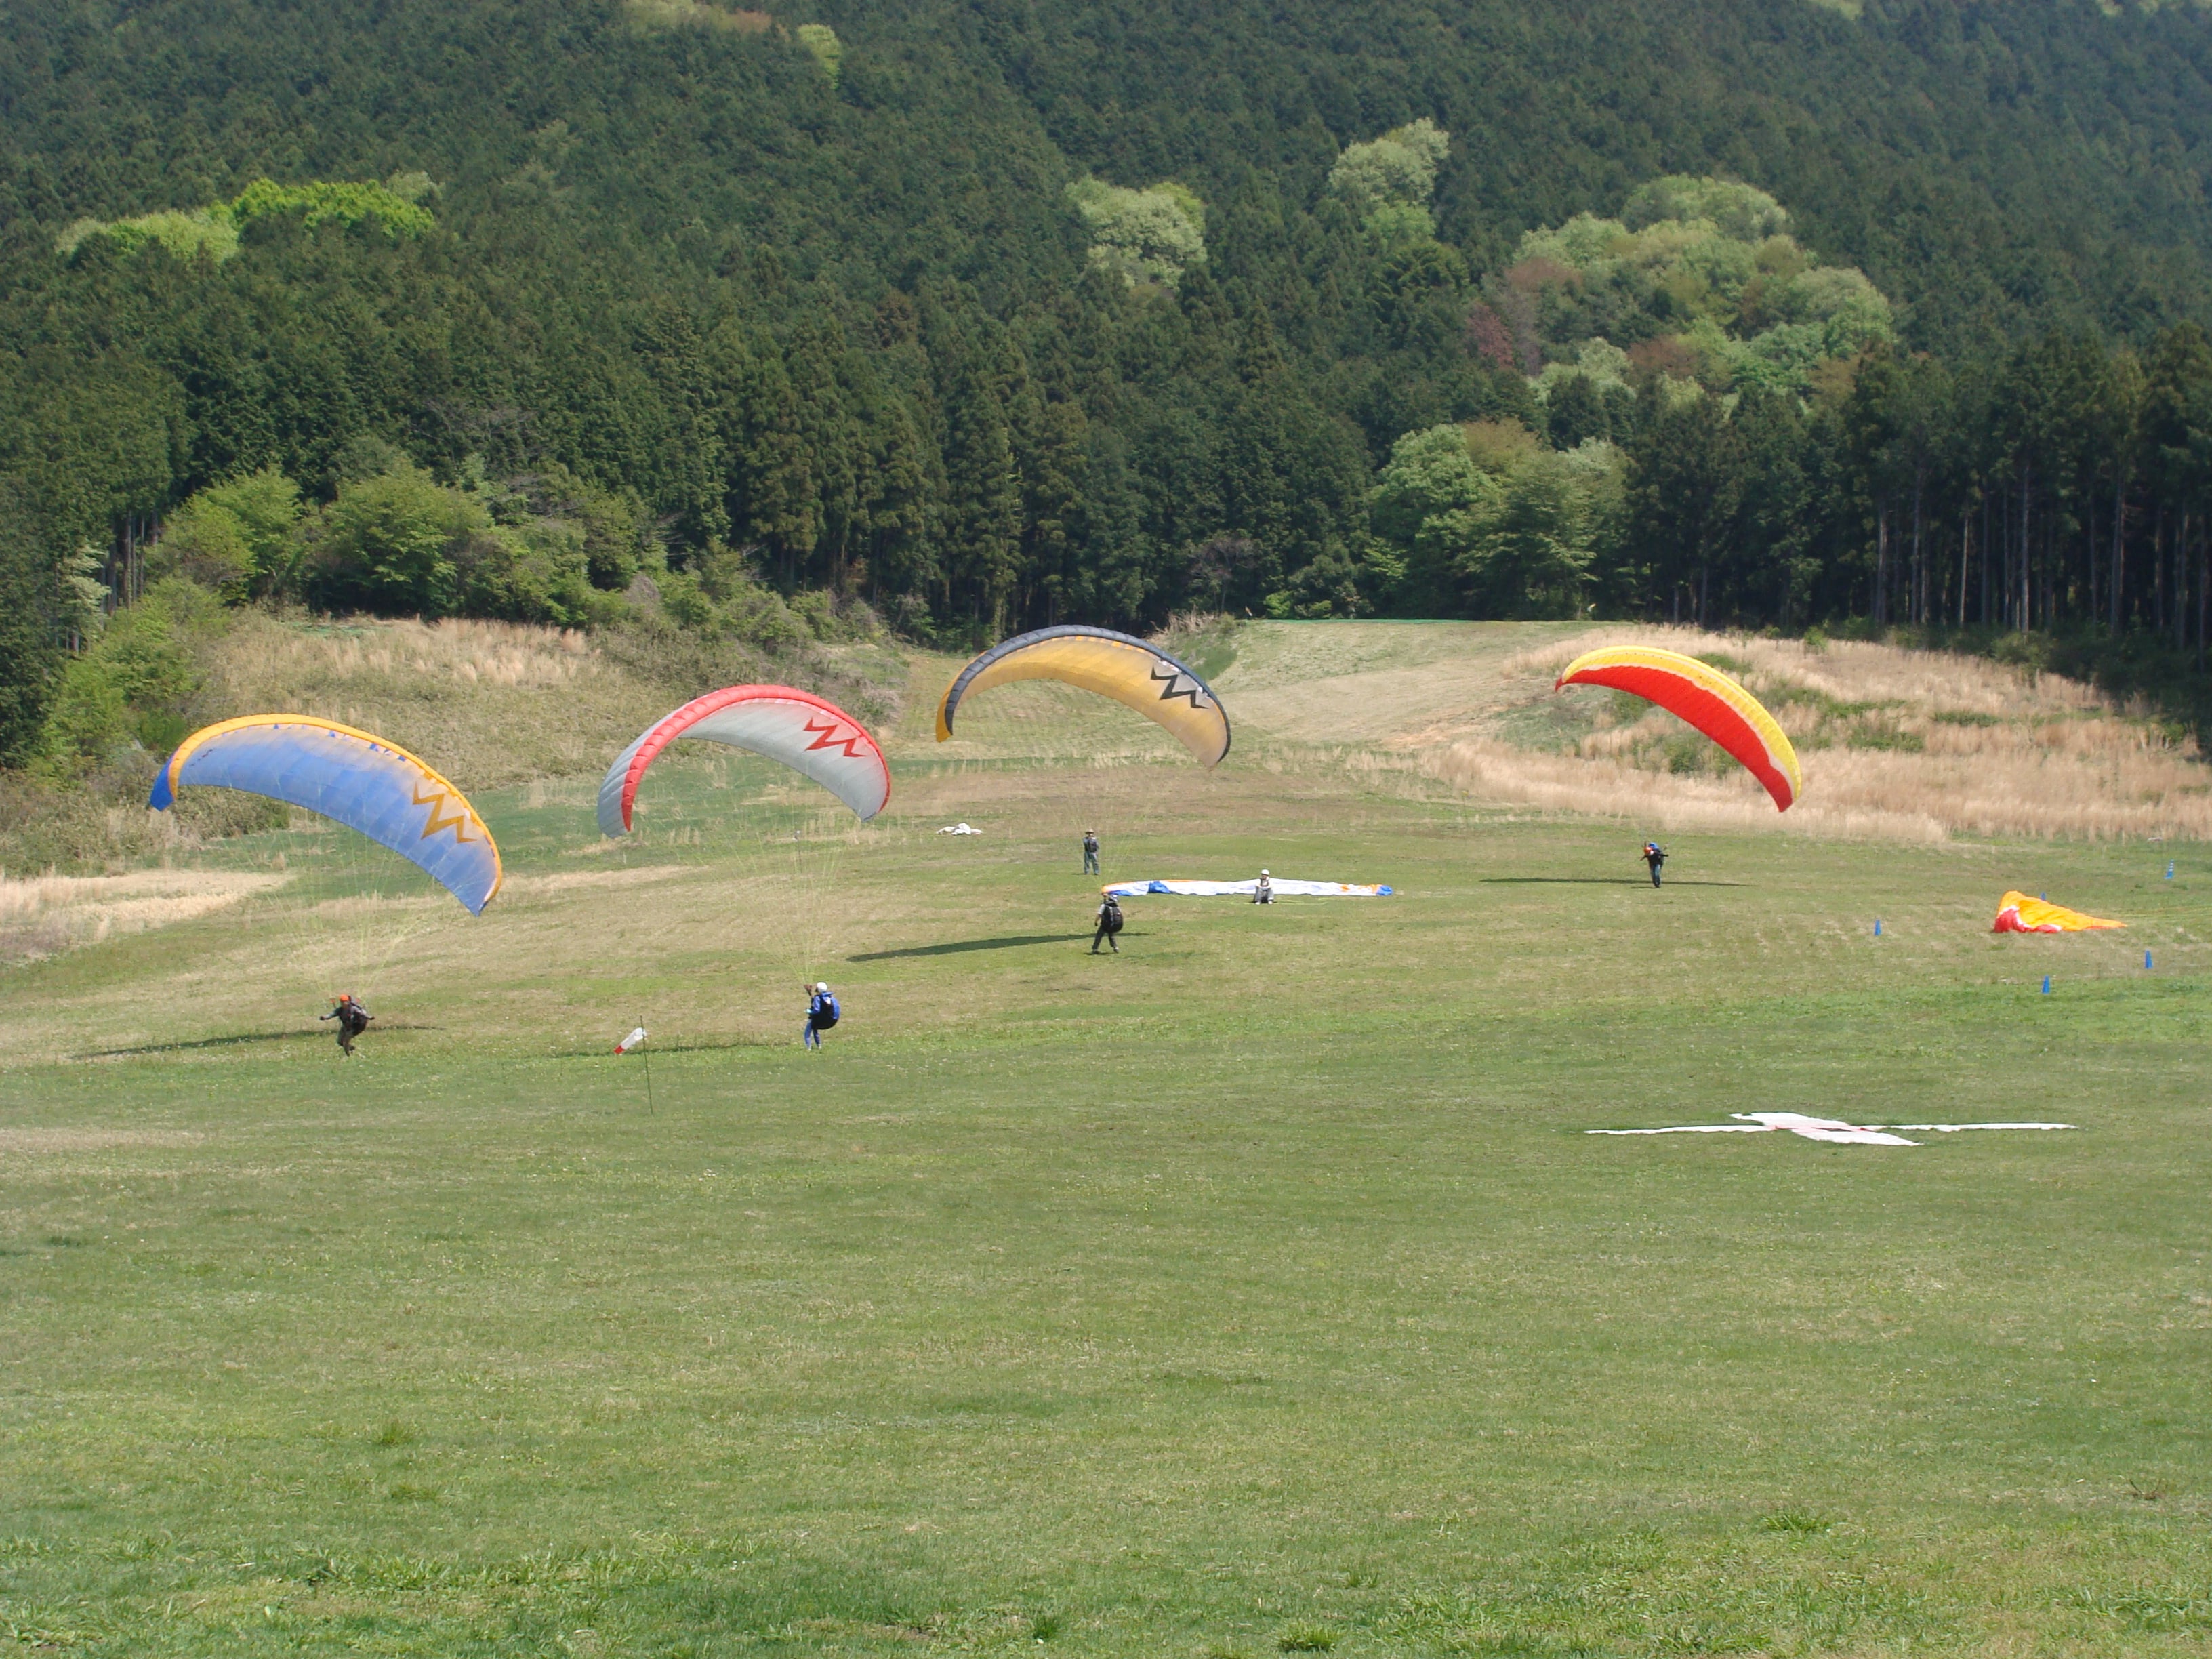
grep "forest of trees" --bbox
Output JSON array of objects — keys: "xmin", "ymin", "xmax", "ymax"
[{"xmin": 11, "ymin": 0, "xmax": 2212, "ymax": 766}]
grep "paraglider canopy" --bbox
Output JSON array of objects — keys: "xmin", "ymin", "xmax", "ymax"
[
  {"xmin": 1993, "ymin": 891, "xmax": 2123, "ymax": 933},
  {"xmin": 598, "ymin": 685, "xmax": 890, "ymax": 836},
  {"xmin": 150, "ymin": 715, "xmax": 503, "ymax": 914},
  {"xmin": 1555, "ymin": 644, "xmax": 1802, "ymax": 811},
  {"xmin": 935, "ymin": 626, "xmax": 1231, "ymax": 768}
]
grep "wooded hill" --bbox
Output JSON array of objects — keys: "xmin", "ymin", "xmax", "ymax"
[{"xmin": 9, "ymin": 0, "xmax": 2212, "ymax": 768}]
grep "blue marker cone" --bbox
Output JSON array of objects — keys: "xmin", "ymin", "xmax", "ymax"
[
  {"xmin": 1873, "ymin": 919, "xmax": 1882, "ymax": 937},
  {"xmin": 2146, "ymin": 949, "xmax": 2154, "ymax": 970},
  {"xmin": 2167, "ymin": 862, "xmax": 2175, "ymax": 880},
  {"xmin": 2041, "ymin": 974, "xmax": 2051, "ymax": 995}
]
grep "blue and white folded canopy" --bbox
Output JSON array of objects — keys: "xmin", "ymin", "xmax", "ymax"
[
  {"xmin": 1103, "ymin": 878, "xmax": 1393, "ymax": 897},
  {"xmin": 149, "ymin": 715, "xmax": 503, "ymax": 914}
]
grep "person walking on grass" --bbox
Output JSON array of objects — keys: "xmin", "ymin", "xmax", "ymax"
[
  {"xmin": 321, "ymin": 992, "xmax": 371, "ymax": 1057},
  {"xmin": 803, "ymin": 981, "xmax": 840, "ymax": 1049},
  {"xmin": 1082, "ymin": 829, "xmax": 1101, "ymax": 875},
  {"xmin": 1641, "ymin": 842, "xmax": 1666, "ymax": 888},
  {"xmin": 1252, "ymin": 869, "xmax": 1274, "ymax": 905},
  {"xmin": 1092, "ymin": 891, "xmax": 1124, "ymax": 954}
]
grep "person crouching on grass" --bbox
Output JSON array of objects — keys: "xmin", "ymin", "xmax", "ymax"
[
  {"xmin": 804, "ymin": 981, "xmax": 840, "ymax": 1048},
  {"xmin": 321, "ymin": 993, "xmax": 371, "ymax": 1057},
  {"xmin": 1252, "ymin": 869, "xmax": 1273, "ymax": 905}
]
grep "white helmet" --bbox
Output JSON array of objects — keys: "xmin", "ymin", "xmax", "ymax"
[
  {"xmin": 1260, "ymin": 869, "xmax": 1269, "ymax": 876},
  {"xmin": 815, "ymin": 982, "xmax": 829, "ymax": 994}
]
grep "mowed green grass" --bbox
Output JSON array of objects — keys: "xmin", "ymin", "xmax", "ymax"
[{"xmin": 5, "ymin": 706, "xmax": 2212, "ymax": 1654}]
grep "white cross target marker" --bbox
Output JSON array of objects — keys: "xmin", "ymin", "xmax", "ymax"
[{"xmin": 1589, "ymin": 1111, "xmax": 2074, "ymax": 1147}]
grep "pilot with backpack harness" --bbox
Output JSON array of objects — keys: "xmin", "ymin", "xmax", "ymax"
[
  {"xmin": 1641, "ymin": 842, "xmax": 1666, "ymax": 888},
  {"xmin": 804, "ymin": 981, "xmax": 840, "ymax": 1049},
  {"xmin": 320, "ymin": 992, "xmax": 372, "ymax": 1057},
  {"xmin": 1092, "ymin": 891, "xmax": 1124, "ymax": 954}
]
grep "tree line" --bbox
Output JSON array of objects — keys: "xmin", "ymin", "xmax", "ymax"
[{"xmin": 12, "ymin": 0, "xmax": 2212, "ymax": 766}]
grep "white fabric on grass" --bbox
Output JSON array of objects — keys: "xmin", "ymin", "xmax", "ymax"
[
  {"xmin": 1589, "ymin": 1111, "xmax": 2072, "ymax": 1147},
  {"xmin": 1101, "ymin": 878, "xmax": 1393, "ymax": 897}
]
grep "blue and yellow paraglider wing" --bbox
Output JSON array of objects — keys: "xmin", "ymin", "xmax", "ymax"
[
  {"xmin": 150, "ymin": 716, "xmax": 503, "ymax": 914},
  {"xmin": 935, "ymin": 626, "xmax": 1231, "ymax": 767}
]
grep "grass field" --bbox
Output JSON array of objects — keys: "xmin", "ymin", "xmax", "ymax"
[{"xmin": 5, "ymin": 624, "xmax": 2211, "ymax": 1656}]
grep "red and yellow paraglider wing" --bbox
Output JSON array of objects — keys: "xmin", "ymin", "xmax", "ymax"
[
  {"xmin": 1556, "ymin": 645, "xmax": 1803, "ymax": 812},
  {"xmin": 1992, "ymin": 891, "xmax": 2125, "ymax": 933},
  {"xmin": 935, "ymin": 626, "xmax": 1231, "ymax": 767}
]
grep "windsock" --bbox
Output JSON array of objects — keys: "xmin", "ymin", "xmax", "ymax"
[{"xmin": 617, "ymin": 1027, "xmax": 648, "ymax": 1054}]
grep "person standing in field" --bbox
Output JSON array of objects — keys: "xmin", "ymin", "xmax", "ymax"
[
  {"xmin": 1252, "ymin": 869, "xmax": 1273, "ymax": 905},
  {"xmin": 1641, "ymin": 842, "xmax": 1666, "ymax": 888},
  {"xmin": 321, "ymin": 993, "xmax": 372, "ymax": 1057},
  {"xmin": 804, "ymin": 981, "xmax": 840, "ymax": 1048},
  {"xmin": 1092, "ymin": 891, "xmax": 1124, "ymax": 953},
  {"xmin": 1082, "ymin": 829, "xmax": 1101, "ymax": 875}
]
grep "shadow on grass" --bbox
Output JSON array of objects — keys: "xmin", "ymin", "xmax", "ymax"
[
  {"xmin": 849, "ymin": 933, "xmax": 1096, "ymax": 961},
  {"xmin": 1480, "ymin": 877, "xmax": 1747, "ymax": 888},
  {"xmin": 82, "ymin": 1023, "xmax": 445, "ymax": 1059},
  {"xmin": 81, "ymin": 1030, "xmax": 320, "ymax": 1058}
]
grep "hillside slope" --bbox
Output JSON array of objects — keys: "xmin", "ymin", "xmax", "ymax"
[
  {"xmin": 1214, "ymin": 621, "xmax": 2212, "ymax": 842},
  {"xmin": 9, "ymin": 0, "xmax": 2209, "ymax": 339},
  {"xmin": 0, "ymin": 609, "xmax": 906, "ymax": 875},
  {"xmin": 5, "ymin": 617, "xmax": 2203, "ymax": 970},
  {"xmin": 8, "ymin": 0, "xmax": 2212, "ymax": 689}
]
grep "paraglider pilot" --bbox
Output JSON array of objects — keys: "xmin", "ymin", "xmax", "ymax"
[
  {"xmin": 1092, "ymin": 891, "xmax": 1124, "ymax": 954},
  {"xmin": 1642, "ymin": 842, "xmax": 1666, "ymax": 888},
  {"xmin": 321, "ymin": 992, "xmax": 372, "ymax": 1057},
  {"xmin": 1082, "ymin": 829, "xmax": 1101, "ymax": 875},
  {"xmin": 804, "ymin": 981, "xmax": 840, "ymax": 1049},
  {"xmin": 1252, "ymin": 869, "xmax": 1273, "ymax": 905}
]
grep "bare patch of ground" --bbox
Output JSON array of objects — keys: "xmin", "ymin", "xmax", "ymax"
[{"xmin": 0, "ymin": 869, "xmax": 288, "ymax": 964}]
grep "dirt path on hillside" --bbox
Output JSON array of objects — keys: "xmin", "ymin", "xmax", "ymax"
[{"xmin": 1212, "ymin": 621, "xmax": 1590, "ymax": 750}]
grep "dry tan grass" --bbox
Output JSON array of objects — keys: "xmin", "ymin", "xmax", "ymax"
[
  {"xmin": 501, "ymin": 866, "xmax": 695, "ymax": 899},
  {"xmin": 1493, "ymin": 626, "xmax": 2109, "ymax": 718},
  {"xmin": 197, "ymin": 614, "xmax": 903, "ymax": 797},
  {"xmin": 200, "ymin": 615, "xmax": 667, "ymax": 793},
  {"xmin": 225, "ymin": 616, "xmax": 598, "ymax": 690},
  {"xmin": 1409, "ymin": 740, "xmax": 1952, "ymax": 842},
  {"xmin": 1219, "ymin": 621, "xmax": 1577, "ymax": 751},
  {"xmin": 0, "ymin": 1128, "xmax": 203, "ymax": 1151},
  {"xmin": 914, "ymin": 622, "xmax": 2212, "ymax": 844},
  {"xmin": 1452, "ymin": 624, "xmax": 2212, "ymax": 843},
  {"xmin": 0, "ymin": 869, "xmax": 288, "ymax": 963}
]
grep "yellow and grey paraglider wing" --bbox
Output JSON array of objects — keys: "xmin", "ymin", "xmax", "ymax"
[{"xmin": 935, "ymin": 626, "xmax": 1231, "ymax": 767}]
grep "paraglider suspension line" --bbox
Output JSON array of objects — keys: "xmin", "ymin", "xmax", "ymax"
[{"xmin": 641, "ymin": 1019, "xmax": 655, "ymax": 1115}]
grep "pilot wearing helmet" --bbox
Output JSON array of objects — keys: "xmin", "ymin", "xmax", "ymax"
[{"xmin": 320, "ymin": 993, "xmax": 372, "ymax": 1057}]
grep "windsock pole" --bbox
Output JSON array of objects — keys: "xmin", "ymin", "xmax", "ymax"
[{"xmin": 617, "ymin": 1024, "xmax": 653, "ymax": 1113}]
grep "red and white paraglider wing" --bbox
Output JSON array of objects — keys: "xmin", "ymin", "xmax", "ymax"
[{"xmin": 597, "ymin": 685, "xmax": 890, "ymax": 836}]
